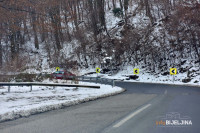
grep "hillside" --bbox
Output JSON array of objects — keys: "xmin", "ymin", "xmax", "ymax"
[{"xmin": 0, "ymin": 0, "xmax": 200, "ymax": 83}]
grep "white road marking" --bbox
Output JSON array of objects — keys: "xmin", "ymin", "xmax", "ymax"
[
  {"xmin": 164, "ymin": 90, "xmax": 167, "ymax": 95},
  {"xmin": 113, "ymin": 104, "xmax": 151, "ymax": 128}
]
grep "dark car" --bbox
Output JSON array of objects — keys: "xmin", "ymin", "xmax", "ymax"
[{"xmin": 51, "ymin": 70, "xmax": 76, "ymax": 80}]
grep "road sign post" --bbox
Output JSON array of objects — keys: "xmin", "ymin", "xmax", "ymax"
[
  {"xmin": 170, "ymin": 68, "xmax": 177, "ymax": 83},
  {"xmin": 8, "ymin": 86, "xmax": 10, "ymax": 93},
  {"xmin": 96, "ymin": 67, "xmax": 100, "ymax": 78},
  {"xmin": 30, "ymin": 85, "xmax": 32, "ymax": 92}
]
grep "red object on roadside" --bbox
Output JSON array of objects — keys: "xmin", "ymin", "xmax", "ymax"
[{"xmin": 51, "ymin": 70, "xmax": 75, "ymax": 80}]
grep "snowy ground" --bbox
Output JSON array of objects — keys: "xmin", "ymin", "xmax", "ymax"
[
  {"xmin": 0, "ymin": 81, "xmax": 124, "ymax": 122},
  {"xmin": 83, "ymin": 66, "xmax": 200, "ymax": 87}
]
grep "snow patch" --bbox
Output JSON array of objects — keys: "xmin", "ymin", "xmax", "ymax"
[{"xmin": 0, "ymin": 83, "xmax": 124, "ymax": 122}]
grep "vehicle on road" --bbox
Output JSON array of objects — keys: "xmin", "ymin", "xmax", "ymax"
[{"xmin": 51, "ymin": 70, "xmax": 76, "ymax": 80}]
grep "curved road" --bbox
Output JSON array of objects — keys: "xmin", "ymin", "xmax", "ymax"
[{"xmin": 0, "ymin": 82, "xmax": 200, "ymax": 133}]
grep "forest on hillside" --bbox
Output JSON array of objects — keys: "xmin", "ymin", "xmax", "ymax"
[{"xmin": 0, "ymin": 0, "xmax": 200, "ymax": 73}]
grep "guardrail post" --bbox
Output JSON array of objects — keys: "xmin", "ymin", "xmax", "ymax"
[
  {"xmin": 30, "ymin": 85, "xmax": 32, "ymax": 92},
  {"xmin": 112, "ymin": 80, "xmax": 115, "ymax": 87},
  {"xmin": 8, "ymin": 86, "xmax": 10, "ymax": 93}
]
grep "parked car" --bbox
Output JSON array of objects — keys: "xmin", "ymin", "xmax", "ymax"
[{"xmin": 51, "ymin": 70, "xmax": 76, "ymax": 80}]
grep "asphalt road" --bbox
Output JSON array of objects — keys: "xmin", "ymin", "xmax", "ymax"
[{"xmin": 0, "ymin": 82, "xmax": 200, "ymax": 133}]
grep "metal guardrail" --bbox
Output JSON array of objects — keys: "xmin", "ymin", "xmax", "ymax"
[
  {"xmin": 64, "ymin": 76, "xmax": 115, "ymax": 87},
  {"xmin": 0, "ymin": 82, "xmax": 100, "ymax": 93},
  {"xmin": 0, "ymin": 76, "xmax": 115, "ymax": 93}
]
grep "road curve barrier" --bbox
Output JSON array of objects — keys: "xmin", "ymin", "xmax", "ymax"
[
  {"xmin": 65, "ymin": 76, "xmax": 115, "ymax": 87},
  {"xmin": 0, "ymin": 82, "xmax": 100, "ymax": 93}
]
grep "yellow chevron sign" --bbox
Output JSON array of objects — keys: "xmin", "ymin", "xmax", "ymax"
[
  {"xmin": 56, "ymin": 67, "xmax": 60, "ymax": 71},
  {"xmin": 170, "ymin": 68, "xmax": 177, "ymax": 75},
  {"xmin": 96, "ymin": 67, "xmax": 100, "ymax": 73},
  {"xmin": 134, "ymin": 68, "xmax": 139, "ymax": 74}
]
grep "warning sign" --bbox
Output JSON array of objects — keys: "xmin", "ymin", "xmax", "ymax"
[
  {"xmin": 96, "ymin": 67, "xmax": 100, "ymax": 73},
  {"xmin": 134, "ymin": 68, "xmax": 139, "ymax": 75},
  {"xmin": 56, "ymin": 67, "xmax": 60, "ymax": 71},
  {"xmin": 170, "ymin": 68, "xmax": 177, "ymax": 75}
]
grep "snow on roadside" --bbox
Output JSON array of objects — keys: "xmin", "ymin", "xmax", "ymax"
[
  {"xmin": 0, "ymin": 82, "xmax": 124, "ymax": 122},
  {"xmin": 83, "ymin": 66, "xmax": 200, "ymax": 87}
]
